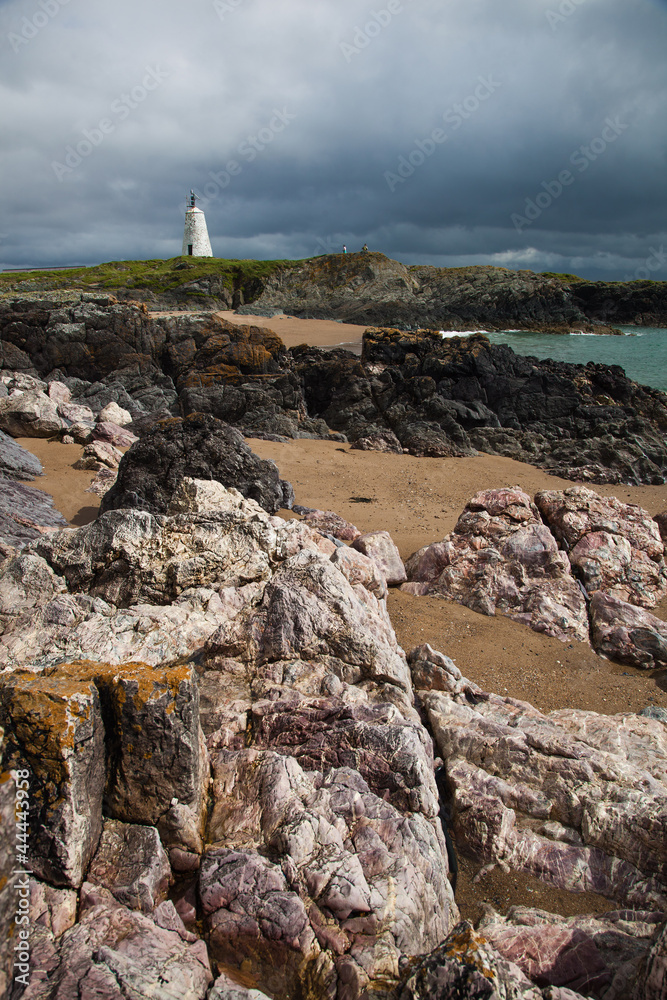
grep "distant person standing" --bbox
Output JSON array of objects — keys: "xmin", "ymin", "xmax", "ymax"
[
  {"xmin": 343, "ymin": 245, "xmax": 347, "ymax": 253},
  {"xmin": 361, "ymin": 243, "xmax": 369, "ymax": 252}
]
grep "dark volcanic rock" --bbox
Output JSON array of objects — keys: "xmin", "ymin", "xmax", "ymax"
[
  {"xmin": 291, "ymin": 329, "xmax": 667, "ymax": 483},
  {"xmin": 99, "ymin": 412, "xmax": 291, "ymax": 515},
  {"xmin": 230, "ymin": 252, "xmax": 667, "ymax": 331}
]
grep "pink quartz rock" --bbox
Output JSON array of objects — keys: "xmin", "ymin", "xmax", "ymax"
[{"xmin": 353, "ymin": 529, "xmax": 407, "ymax": 585}]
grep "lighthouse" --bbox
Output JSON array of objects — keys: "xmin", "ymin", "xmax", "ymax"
[{"xmin": 181, "ymin": 191, "xmax": 213, "ymax": 257}]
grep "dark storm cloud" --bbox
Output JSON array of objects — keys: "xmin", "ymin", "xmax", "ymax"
[{"xmin": 0, "ymin": 0, "xmax": 665, "ymax": 280}]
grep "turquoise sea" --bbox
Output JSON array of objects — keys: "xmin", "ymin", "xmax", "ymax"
[{"xmin": 485, "ymin": 327, "xmax": 667, "ymax": 393}]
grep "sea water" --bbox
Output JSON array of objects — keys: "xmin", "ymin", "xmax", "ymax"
[{"xmin": 485, "ymin": 327, "xmax": 667, "ymax": 393}]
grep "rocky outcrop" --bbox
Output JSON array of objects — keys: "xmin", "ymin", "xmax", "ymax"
[
  {"xmin": 0, "ymin": 476, "xmax": 67, "ymax": 556},
  {"xmin": 535, "ymin": 486, "xmax": 667, "ymax": 607},
  {"xmin": 290, "ymin": 330, "xmax": 667, "ymax": 482},
  {"xmin": 22, "ymin": 883, "xmax": 213, "ymax": 999},
  {"xmin": 404, "ymin": 486, "xmax": 667, "ymax": 657},
  {"xmin": 404, "ymin": 488, "xmax": 589, "ymax": 643},
  {"xmin": 0, "ymin": 476, "xmax": 463, "ymax": 999},
  {"xmin": 590, "ymin": 592, "xmax": 667, "ymax": 668},
  {"xmin": 2, "ymin": 292, "xmax": 667, "ymax": 484},
  {"xmin": 478, "ymin": 905, "xmax": 667, "ymax": 1000},
  {"xmin": 0, "ymin": 428, "xmax": 43, "ymax": 480},
  {"xmin": 412, "ymin": 644, "xmax": 667, "ymax": 910},
  {"xmin": 99, "ymin": 413, "xmax": 292, "ymax": 516},
  {"xmin": 0, "ymin": 668, "xmax": 106, "ymax": 887},
  {"xmin": 366, "ymin": 920, "xmax": 579, "ymax": 999},
  {"xmin": 203, "ymin": 749, "xmax": 456, "ymax": 999},
  {"xmin": 235, "ymin": 252, "xmax": 667, "ymax": 331}
]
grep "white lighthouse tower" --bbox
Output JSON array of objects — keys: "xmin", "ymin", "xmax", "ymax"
[{"xmin": 181, "ymin": 190, "xmax": 213, "ymax": 257}]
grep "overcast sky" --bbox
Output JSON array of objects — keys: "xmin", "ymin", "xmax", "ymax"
[{"xmin": 1, "ymin": 0, "xmax": 666, "ymax": 280}]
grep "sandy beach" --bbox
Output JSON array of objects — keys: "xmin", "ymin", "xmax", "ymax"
[
  {"xmin": 16, "ymin": 316, "xmax": 667, "ymax": 923},
  {"xmin": 218, "ymin": 310, "xmax": 366, "ymax": 353}
]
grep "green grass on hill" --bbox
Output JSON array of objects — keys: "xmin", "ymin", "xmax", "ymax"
[{"xmin": 0, "ymin": 257, "xmax": 303, "ymax": 298}]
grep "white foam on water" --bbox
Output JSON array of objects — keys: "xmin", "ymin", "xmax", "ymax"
[{"xmin": 438, "ymin": 329, "xmax": 489, "ymax": 338}]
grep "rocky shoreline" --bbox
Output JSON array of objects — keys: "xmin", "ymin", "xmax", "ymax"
[
  {"xmin": 1, "ymin": 291, "xmax": 667, "ymax": 998},
  {"xmin": 1, "ymin": 292, "xmax": 667, "ymax": 485},
  {"xmin": 3, "ymin": 253, "xmax": 667, "ymax": 331}
]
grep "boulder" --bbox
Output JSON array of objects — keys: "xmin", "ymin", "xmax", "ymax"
[
  {"xmin": 87, "ymin": 819, "xmax": 171, "ymax": 912},
  {"xmin": 0, "ymin": 428, "xmax": 43, "ymax": 480},
  {"xmin": 16, "ymin": 482, "xmax": 333, "ymax": 608},
  {"xmin": 47, "ymin": 381, "xmax": 71, "ymax": 405},
  {"xmin": 72, "ymin": 439, "xmax": 123, "ymax": 471},
  {"xmin": 293, "ymin": 504, "xmax": 361, "ymax": 541},
  {"xmin": 84, "ymin": 466, "xmax": 117, "ymax": 498},
  {"xmin": 478, "ymin": 905, "xmax": 667, "ymax": 1000},
  {"xmin": 589, "ymin": 591, "xmax": 667, "ymax": 667},
  {"xmin": 370, "ymin": 920, "xmax": 562, "ymax": 999},
  {"xmin": 0, "ymin": 475, "xmax": 67, "ymax": 553},
  {"xmin": 330, "ymin": 543, "xmax": 388, "ymax": 598},
  {"xmin": 535, "ymin": 486, "xmax": 667, "ymax": 608},
  {"xmin": 404, "ymin": 488, "xmax": 589, "ymax": 643},
  {"xmin": 0, "ymin": 371, "xmax": 47, "ymax": 393},
  {"xmin": 99, "ymin": 413, "xmax": 291, "ymax": 516},
  {"xmin": 93, "ymin": 419, "xmax": 138, "ymax": 448},
  {"xmin": 20, "ymin": 884, "xmax": 213, "ymax": 999},
  {"xmin": 415, "ymin": 648, "xmax": 667, "ymax": 909},
  {"xmin": 0, "ymin": 670, "xmax": 105, "ymax": 888},
  {"xmin": 57, "ymin": 401, "xmax": 96, "ymax": 425},
  {"xmin": 64, "ymin": 419, "xmax": 94, "ymax": 444},
  {"xmin": 353, "ymin": 529, "xmax": 407, "ymax": 586},
  {"xmin": 0, "ymin": 389, "xmax": 65, "ymax": 437},
  {"xmin": 98, "ymin": 400, "xmax": 133, "ymax": 426},
  {"xmin": 635, "ymin": 920, "xmax": 667, "ymax": 1000},
  {"xmin": 203, "ymin": 748, "xmax": 457, "ymax": 1000}
]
